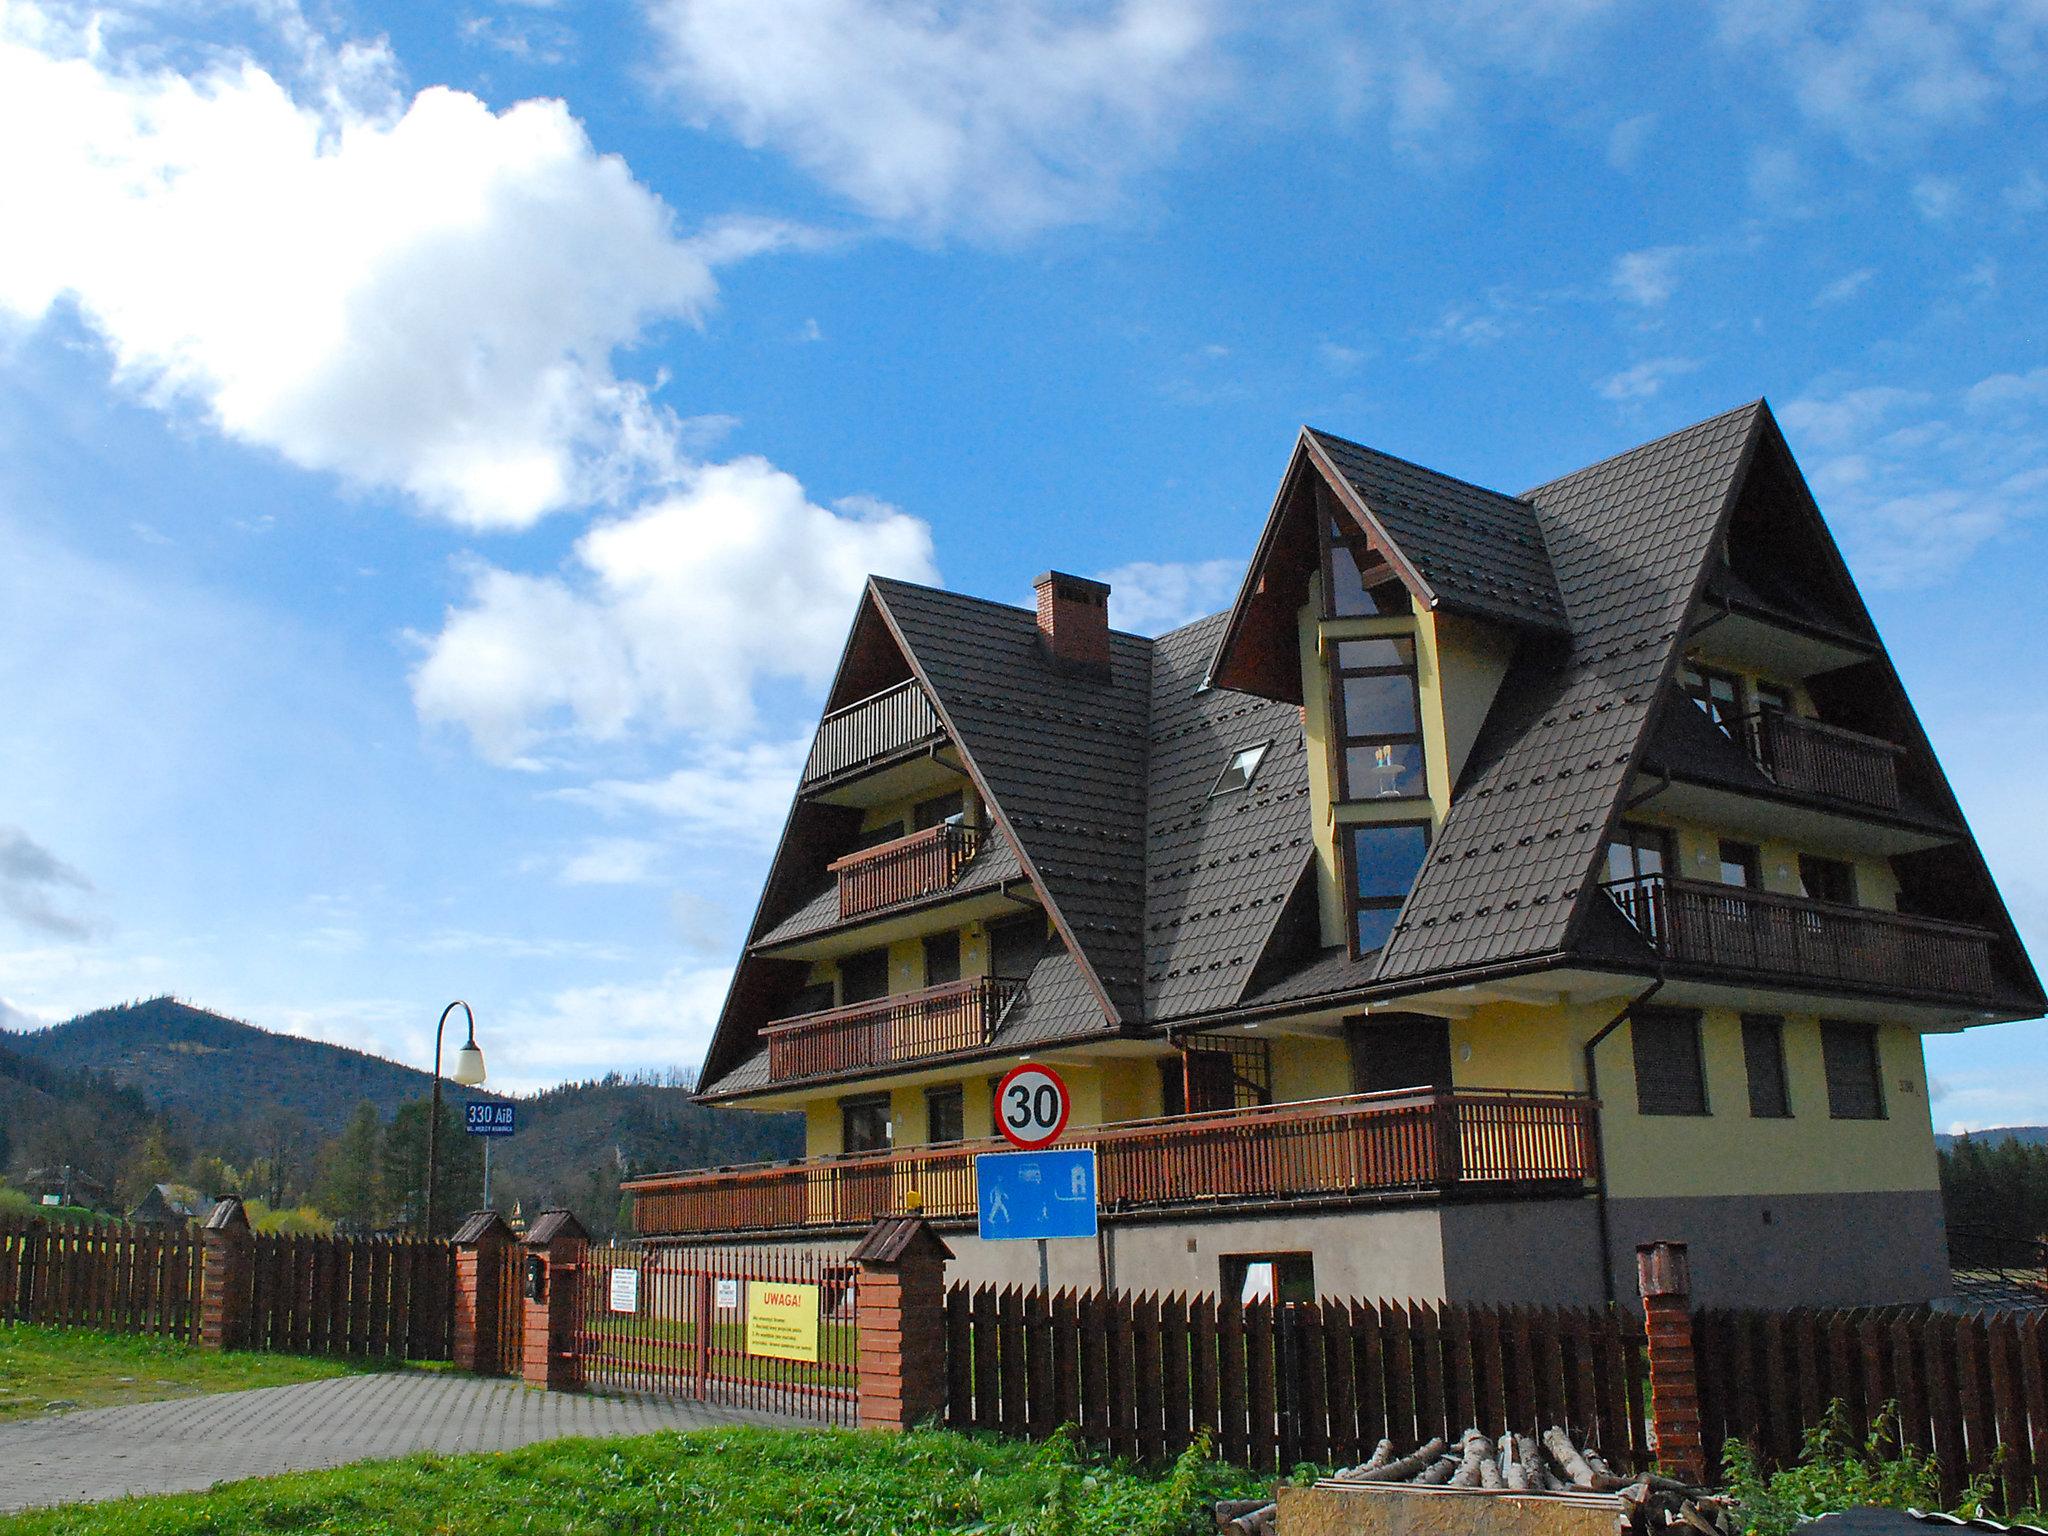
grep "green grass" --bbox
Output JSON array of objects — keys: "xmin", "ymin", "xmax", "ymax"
[
  {"xmin": 0, "ymin": 1423, "xmax": 1269, "ymax": 1535},
  {"xmin": 0, "ymin": 1325, "xmax": 377, "ymax": 1421}
]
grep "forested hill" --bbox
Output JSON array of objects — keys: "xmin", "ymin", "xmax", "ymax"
[{"xmin": 1937, "ymin": 1126, "xmax": 2048, "ymax": 1149}]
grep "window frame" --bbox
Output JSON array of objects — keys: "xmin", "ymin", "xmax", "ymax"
[
  {"xmin": 1799, "ymin": 854, "xmax": 1858, "ymax": 907},
  {"xmin": 1210, "ymin": 740, "xmax": 1273, "ymax": 797},
  {"xmin": 1821, "ymin": 1020, "xmax": 1887, "ymax": 1120},
  {"xmin": 922, "ymin": 930, "xmax": 962, "ymax": 987},
  {"xmin": 1342, "ymin": 818, "xmax": 1432, "ymax": 959},
  {"xmin": 1740, "ymin": 1013, "xmax": 1793, "ymax": 1119},
  {"xmin": 923, "ymin": 1084, "xmax": 965, "ymax": 1145},
  {"xmin": 1630, "ymin": 1005, "xmax": 1710, "ymax": 1117},
  {"xmin": 839, "ymin": 1092, "xmax": 893, "ymax": 1154},
  {"xmin": 1320, "ymin": 510, "xmax": 1413, "ymax": 621},
  {"xmin": 1328, "ymin": 636, "xmax": 1428, "ymax": 803},
  {"xmin": 1717, "ymin": 838, "xmax": 1763, "ymax": 891},
  {"xmin": 1680, "ymin": 661, "xmax": 1744, "ymax": 737}
]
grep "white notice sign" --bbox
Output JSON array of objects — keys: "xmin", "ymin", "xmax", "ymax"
[
  {"xmin": 609, "ymin": 1267, "xmax": 639, "ymax": 1314},
  {"xmin": 715, "ymin": 1277, "xmax": 739, "ymax": 1310}
]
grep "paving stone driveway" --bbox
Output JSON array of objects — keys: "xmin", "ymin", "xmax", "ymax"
[{"xmin": 0, "ymin": 1371, "xmax": 796, "ymax": 1512}]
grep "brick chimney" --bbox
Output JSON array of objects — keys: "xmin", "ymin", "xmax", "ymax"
[{"xmin": 1033, "ymin": 571, "xmax": 1112, "ymax": 678}]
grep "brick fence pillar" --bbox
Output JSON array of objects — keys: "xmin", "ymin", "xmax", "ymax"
[
  {"xmin": 851, "ymin": 1215, "xmax": 953, "ymax": 1432},
  {"xmin": 521, "ymin": 1209, "xmax": 588, "ymax": 1391},
  {"xmin": 1637, "ymin": 1239, "xmax": 1706, "ymax": 1485},
  {"xmin": 199, "ymin": 1196, "xmax": 253, "ymax": 1352},
  {"xmin": 451, "ymin": 1211, "xmax": 514, "ymax": 1375}
]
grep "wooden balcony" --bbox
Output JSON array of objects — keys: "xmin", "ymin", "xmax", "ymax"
[
  {"xmin": 763, "ymin": 976, "xmax": 1023, "ymax": 1084},
  {"xmin": 802, "ymin": 680, "xmax": 944, "ymax": 786},
  {"xmin": 1744, "ymin": 710, "xmax": 1906, "ymax": 814},
  {"xmin": 828, "ymin": 823, "xmax": 984, "ymax": 920},
  {"xmin": 626, "ymin": 1089, "xmax": 1598, "ymax": 1238},
  {"xmin": 1604, "ymin": 874, "xmax": 1999, "ymax": 1003}
]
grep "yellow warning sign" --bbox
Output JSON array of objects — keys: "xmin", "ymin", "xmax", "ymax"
[{"xmin": 744, "ymin": 1280, "xmax": 820, "ymax": 1362}]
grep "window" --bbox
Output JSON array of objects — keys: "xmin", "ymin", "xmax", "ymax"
[
  {"xmin": 1741, "ymin": 1014, "xmax": 1792, "ymax": 1118},
  {"xmin": 988, "ymin": 914, "xmax": 1045, "ymax": 981},
  {"xmin": 1606, "ymin": 824, "xmax": 1672, "ymax": 938},
  {"xmin": 851, "ymin": 819, "xmax": 906, "ymax": 851},
  {"xmin": 839, "ymin": 947, "xmax": 889, "ymax": 1004},
  {"xmin": 1718, "ymin": 839, "xmax": 1762, "ymax": 890},
  {"xmin": 923, "ymin": 930, "xmax": 962, "ymax": 986},
  {"xmin": 1345, "ymin": 821, "xmax": 1429, "ymax": 956},
  {"xmin": 1632, "ymin": 1006, "xmax": 1709, "ymax": 1116},
  {"xmin": 1324, "ymin": 513, "xmax": 1413, "ymax": 619},
  {"xmin": 1160, "ymin": 1034, "xmax": 1272, "ymax": 1115},
  {"xmin": 1331, "ymin": 637, "xmax": 1426, "ymax": 800},
  {"xmin": 913, "ymin": 790, "xmax": 966, "ymax": 831},
  {"xmin": 1346, "ymin": 1015, "xmax": 1453, "ymax": 1094},
  {"xmin": 924, "ymin": 1085, "xmax": 964, "ymax": 1145},
  {"xmin": 1220, "ymin": 1252, "xmax": 1315, "ymax": 1306},
  {"xmin": 1211, "ymin": 741, "xmax": 1271, "ymax": 796},
  {"xmin": 1800, "ymin": 855, "xmax": 1857, "ymax": 906},
  {"xmin": 1754, "ymin": 682, "xmax": 1793, "ymax": 716},
  {"xmin": 1680, "ymin": 663, "xmax": 1743, "ymax": 737},
  {"xmin": 840, "ymin": 1093, "xmax": 891, "ymax": 1153},
  {"xmin": 791, "ymin": 981, "xmax": 835, "ymax": 1016},
  {"xmin": 1822, "ymin": 1022, "xmax": 1886, "ymax": 1119}
]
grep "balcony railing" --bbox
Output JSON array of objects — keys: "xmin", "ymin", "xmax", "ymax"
[
  {"xmin": 626, "ymin": 1088, "xmax": 1598, "ymax": 1238},
  {"xmin": 763, "ymin": 976, "xmax": 1023, "ymax": 1084},
  {"xmin": 803, "ymin": 679, "xmax": 944, "ymax": 785},
  {"xmin": 1743, "ymin": 710, "xmax": 1906, "ymax": 813},
  {"xmin": 1604, "ymin": 874, "xmax": 1998, "ymax": 1002},
  {"xmin": 828, "ymin": 822, "xmax": 984, "ymax": 920}
]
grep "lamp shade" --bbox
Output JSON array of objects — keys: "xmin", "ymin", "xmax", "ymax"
[{"xmin": 451, "ymin": 1039, "xmax": 487, "ymax": 1087}]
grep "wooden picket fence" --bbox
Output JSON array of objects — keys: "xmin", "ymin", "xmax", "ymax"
[
  {"xmin": 0, "ymin": 1217, "xmax": 454, "ymax": 1361},
  {"xmin": 0, "ymin": 1219, "xmax": 204, "ymax": 1340},
  {"xmin": 1696, "ymin": 1306, "xmax": 2048, "ymax": 1515},
  {"xmin": 943, "ymin": 1285, "xmax": 1651, "ymax": 1473}
]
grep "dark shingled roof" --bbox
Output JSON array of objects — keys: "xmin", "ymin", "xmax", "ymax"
[
  {"xmin": 1371, "ymin": 400, "xmax": 1763, "ymax": 983},
  {"xmin": 1306, "ymin": 429, "xmax": 1571, "ymax": 635}
]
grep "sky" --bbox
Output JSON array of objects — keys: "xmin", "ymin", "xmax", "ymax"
[{"xmin": 0, "ymin": 0, "xmax": 2044, "ymax": 1126}]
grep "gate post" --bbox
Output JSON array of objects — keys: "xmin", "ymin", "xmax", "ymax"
[
  {"xmin": 451, "ymin": 1211, "xmax": 514, "ymax": 1375},
  {"xmin": 1637, "ymin": 1239, "xmax": 1706, "ymax": 1485},
  {"xmin": 521, "ymin": 1209, "xmax": 589, "ymax": 1391},
  {"xmin": 851, "ymin": 1215, "xmax": 952, "ymax": 1432},
  {"xmin": 199, "ymin": 1196, "xmax": 252, "ymax": 1352}
]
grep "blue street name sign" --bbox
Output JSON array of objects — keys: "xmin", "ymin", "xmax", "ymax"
[
  {"xmin": 464, "ymin": 1102, "xmax": 516, "ymax": 1137},
  {"xmin": 975, "ymin": 1148, "xmax": 1097, "ymax": 1242}
]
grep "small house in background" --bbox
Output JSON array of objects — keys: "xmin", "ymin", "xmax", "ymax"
[
  {"xmin": 127, "ymin": 1183, "xmax": 219, "ymax": 1227},
  {"xmin": 629, "ymin": 401, "xmax": 2044, "ymax": 1310},
  {"xmin": 24, "ymin": 1164, "xmax": 110, "ymax": 1212}
]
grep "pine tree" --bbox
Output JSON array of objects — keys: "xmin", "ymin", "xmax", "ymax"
[{"xmin": 320, "ymin": 1102, "xmax": 383, "ymax": 1229}]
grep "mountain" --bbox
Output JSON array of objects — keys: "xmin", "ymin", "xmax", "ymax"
[{"xmin": 1938, "ymin": 1126, "xmax": 2048, "ymax": 1149}]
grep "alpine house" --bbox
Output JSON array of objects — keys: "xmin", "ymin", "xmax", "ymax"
[{"xmin": 626, "ymin": 401, "xmax": 2043, "ymax": 1309}]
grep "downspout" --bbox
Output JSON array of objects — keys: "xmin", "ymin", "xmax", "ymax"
[{"xmin": 1584, "ymin": 978, "xmax": 1664, "ymax": 1307}]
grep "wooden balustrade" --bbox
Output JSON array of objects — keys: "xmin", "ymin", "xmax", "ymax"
[
  {"xmin": 763, "ymin": 976, "xmax": 1023, "ymax": 1083},
  {"xmin": 625, "ymin": 1089, "xmax": 1598, "ymax": 1239},
  {"xmin": 1605, "ymin": 874, "xmax": 1999, "ymax": 1001},
  {"xmin": 1744, "ymin": 710, "xmax": 1905, "ymax": 812},
  {"xmin": 802, "ymin": 679, "xmax": 944, "ymax": 784},
  {"xmin": 829, "ymin": 822, "xmax": 984, "ymax": 919}
]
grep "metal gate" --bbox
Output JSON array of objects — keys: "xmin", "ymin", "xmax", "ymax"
[{"xmin": 573, "ymin": 1242, "xmax": 857, "ymax": 1424}]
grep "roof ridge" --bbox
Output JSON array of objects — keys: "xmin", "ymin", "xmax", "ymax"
[
  {"xmin": 1520, "ymin": 398, "xmax": 1767, "ymax": 499},
  {"xmin": 1304, "ymin": 425, "xmax": 1531, "ymax": 508},
  {"xmin": 869, "ymin": 572, "xmax": 1155, "ymax": 645}
]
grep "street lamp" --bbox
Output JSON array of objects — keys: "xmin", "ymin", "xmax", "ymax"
[{"xmin": 424, "ymin": 1000, "xmax": 486, "ymax": 1239}]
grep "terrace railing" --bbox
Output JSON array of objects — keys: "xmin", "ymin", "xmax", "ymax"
[
  {"xmin": 626, "ymin": 1088, "xmax": 1598, "ymax": 1239},
  {"xmin": 1743, "ymin": 709, "xmax": 1906, "ymax": 813},
  {"xmin": 802, "ymin": 680, "xmax": 944, "ymax": 786},
  {"xmin": 763, "ymin": 976, "xmax": 1023, "ymax": 1084},
  {"xmin": 828, "ymin": 822, "xmax": 984, "ymax": 920}
]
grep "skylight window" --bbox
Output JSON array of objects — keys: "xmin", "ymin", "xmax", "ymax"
[{"xmin": 1211, "ymin": 741, "xmax": 1271, "ymax": 795}]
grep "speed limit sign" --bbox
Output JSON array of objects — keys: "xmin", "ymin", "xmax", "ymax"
[{"xmin": 994, "ymin": 1063, "xmax": 1070, "ymax": 1150}]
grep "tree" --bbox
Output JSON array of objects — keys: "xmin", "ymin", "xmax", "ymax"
[
  {"xmin": 319, "ymin": 1102, "xmax": 383, "ymax": 1230},
  {"xmin": 122, "ymin": 1123, "xmax": 177, "ymax": 1204},
  {"xmin": 381, "ymin": 1099, "xmax": 482, "ymax": 1236}
]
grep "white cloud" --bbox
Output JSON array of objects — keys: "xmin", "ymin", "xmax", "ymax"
[
  {"xmin": 1596, "ymin": 356, "xmax": 1699, "ymax": 402},
  {"xmin": 1606, "ymin": 111, "xmax": 1655, "ymax": 170},
  {"xmin": 1912, "ymin": 174, "xmax": 1961, "ymax": 221},
  {"xmin": 491, "ymin": 964, "xmax": 734, "ymax": 1088},
  {"xmin": 0, "ymin": 3, "xmax": 793, "ymax": 529},
  {"xmin": 0, "ymin": 828, "xmax": 94, "ymax": 940},
  {"xmin": 560, "ymin": 837, "xmax": 662, "ymax": 886},
  {"xmin": 562, "ymin": 736, "xmax": 813, "ymax": 848},
  {"xmin": 1096, "ymin": 558, "xmax": 1244, "ymax": 637},
  {"xmin": 411, "ymin": 458, "xmax": 937, "ymax": 762},
  {"xmin": 1813, "ymin": 268, "xmax": 1876, "ymax": 307},
  {"xmin": 643, "ymin": 0, "xmax": 1228, "ymax": 237},
  {"xmin": 1781, "ymin": 369, "xmax": 2048, "ymax": 581},
  {"xmin": 1610, "ymin": 245, "xmax": 1690, "ymax": 308}
]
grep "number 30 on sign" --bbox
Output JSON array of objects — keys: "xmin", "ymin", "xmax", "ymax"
[{"xmin": 994, "ymin": 1062, "xmax": 1070, "ymax": 1150}]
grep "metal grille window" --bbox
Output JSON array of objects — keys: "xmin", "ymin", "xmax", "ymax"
[
  {"xmin": 1161, "ymin": 1032, "xmax": 1274, "ymax": 1114},
  {"xmin": 1741, "ymin": 1014, "xmax": 1792, "ymax": 1118},
  {"xmin": 1631, "ymin": 1006, "xmax": 1709, "ymax": 1116},
  {"xmin": 1822, "ymin": 1021, "xmax": 1886, "ymax": 1120},
  {"xmin": 1331, "ymin": 637, "xmax": 1426, "ymax": 801},
  {"xmin": 1345, "ymin": 821, "xmax": 1430, "ymax": 957}
]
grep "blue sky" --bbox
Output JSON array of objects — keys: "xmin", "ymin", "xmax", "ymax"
[{"xmin": 0, "ymin": 0, "xmax": 2043, "ymax": 1124}]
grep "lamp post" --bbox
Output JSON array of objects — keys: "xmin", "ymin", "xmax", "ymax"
[{"xmin": 424, "ymin": 1000, "xmax": 486, "ymax": 1239}]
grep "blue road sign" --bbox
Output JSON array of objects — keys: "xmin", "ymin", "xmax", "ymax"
[
  {"xmin": 975, "ymin": 1148, "xmax": 1097, "ymax": 1242},
  {"xmin": 465, "ymin": 1101, "xmax": 516, "ymax": 1137}
]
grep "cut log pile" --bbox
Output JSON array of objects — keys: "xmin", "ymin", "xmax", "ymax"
[{"xmin": 1212, "ymin": 1426, "xmax": 1740, "ymax": 1536}]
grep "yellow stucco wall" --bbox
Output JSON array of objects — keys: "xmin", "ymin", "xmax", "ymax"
[
  {"xmin": 1626, "ymin": 809, "xmax": 1901, "ymax": 912},
  {"xmin": 1270, "ymin": 1033, "xmax": 1351, "ymax": 1101}
]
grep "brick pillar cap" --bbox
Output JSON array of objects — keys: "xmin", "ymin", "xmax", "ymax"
[
  {"xmin": 522, "ymin": 1208, "xmax": 589, "ymax": 1246},
  {"xmin": 850, "ymin": 1215, "xmax": 953, "ymax": 1264},
  {"xmin": 1636, "ymin": 1240, "xmax": 1691, "ymax": 1298},
  {"xmin": 204, "ymin": 1195, "xmax": 251, "ymax": 1232},
  {"xmin": 452, "ymin": 1210, "xmax": 515, "ymax": 1247}
]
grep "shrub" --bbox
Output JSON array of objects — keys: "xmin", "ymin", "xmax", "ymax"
[{"xmin": 1723, "ymin": 1402, "xmax": 1982, "ymax": 1536}]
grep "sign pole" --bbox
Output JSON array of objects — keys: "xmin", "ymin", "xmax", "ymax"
[
  {"xmin": 1037, "ymin": 1238, "xmax": 1049, "ymax": 1292},
  {"xmin": 483, "ymin": 1137, "xmax": 492, "ymax": 1211}
]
